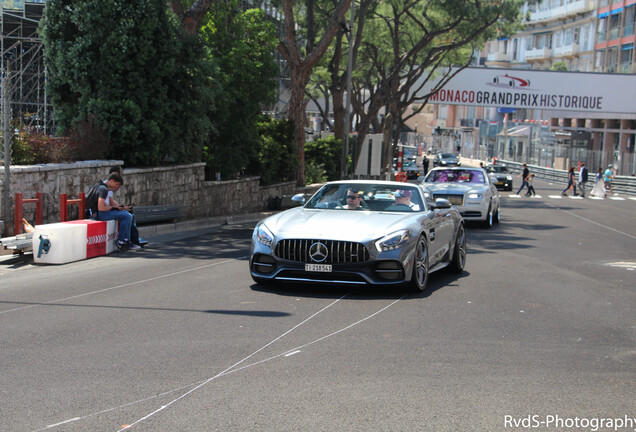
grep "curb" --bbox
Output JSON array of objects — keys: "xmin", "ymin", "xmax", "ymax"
[{"xmin": 137, "ymin": 212, "xmax": 276, "ymax": 238}]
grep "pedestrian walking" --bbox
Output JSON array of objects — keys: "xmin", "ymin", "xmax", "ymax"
[
  {"xmin": 561, "ymin": 166, "xmax": 577, "ymax": 196},
  {"xmin": 577, "ymin": 162, "xmax": 588, "ymax": 198},
  {"xmin": 516, "ymin": 163, "xmax": 530, "ymax": 195},
  {"xmin": 423, "ymin": 157, "xmax": 429, "ymax": 176},
  {"xmin": 603, "ymin": 165, "xmax": 615, "ymax": 195},
  {"xmin": 525, "ymin": 173, "xmax": 536, "ymax": 197},
  {"xmin": 591, "ymin": 168, "xmax": 605, "ymax": 198}
]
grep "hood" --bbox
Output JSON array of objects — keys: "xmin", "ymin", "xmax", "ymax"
[{"xmin": 260, "ymin": 207, "xmax": 413, "ymax": 242}]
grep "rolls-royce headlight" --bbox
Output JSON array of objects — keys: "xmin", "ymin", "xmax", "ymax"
[
  {"xmin": 376, "ymin": 229, "xmax": 410, "ymax": 252},
  {"xmin": 422, "ymin": 191, "xmax": 431, "ymax": 198},
  {"xmin": 255, "ymin": 223, "xmax": 274, "ymax": 247},
  {"xmin": 506, "ymin": 175, "xmax": 513, "ymax": 180},
  {"xmin": 468, "ymin": 192, "xmax": 482, "ymax": 199}
]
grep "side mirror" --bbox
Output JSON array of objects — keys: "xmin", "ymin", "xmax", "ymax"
[{"xmin": 291, "ymin": 193, "xmax": 305, "ymax": 204}]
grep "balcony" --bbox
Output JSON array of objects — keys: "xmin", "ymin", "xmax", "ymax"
[
  {"xmin": 487, "ymin": 51, "xmax": 512, "ymax": 62},
  {"xmin": 529, "ymin": 0, "xmax": 596, "ymax": 22},
  {"xmin": 525, "ymin": 47, "xmax": 553, "ymax": 60},
  {"xmin": 554, "ymin": 43, "xmax": 580, "ymax": 57}
]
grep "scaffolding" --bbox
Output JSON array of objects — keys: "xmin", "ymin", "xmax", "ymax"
[{"xmin": 1, "ymin": 0, "xmax": 54, "ymax": 149}]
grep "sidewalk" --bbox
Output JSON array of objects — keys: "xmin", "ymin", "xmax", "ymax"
[{"xmin": 0, "ymin": 211, "xmax": 274, "ymax": 265}]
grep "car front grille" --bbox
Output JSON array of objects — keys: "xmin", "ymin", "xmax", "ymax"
[
  {"xmin": 275, "ymin": 239, "xmax": 370, "ymax": 264},
  {"xmin": 433, "ymin": 194, "xmax": 464, "ymax": 206}
]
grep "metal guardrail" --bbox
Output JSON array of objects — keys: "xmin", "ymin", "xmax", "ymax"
[{"xmin": 501, "ymin": 161, "xmax": 636, "ymax": 196}]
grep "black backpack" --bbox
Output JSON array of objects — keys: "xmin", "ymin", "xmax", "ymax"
[{"xmin": 85, "ymin": 181, "xmax": 105, "ymax": 218}]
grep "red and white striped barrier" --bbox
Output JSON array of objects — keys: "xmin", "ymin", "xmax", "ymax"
[{"xmin": 32, "ymin": 220, "xmax": 118, "ymax": 264}]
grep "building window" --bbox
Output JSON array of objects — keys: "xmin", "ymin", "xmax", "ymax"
[
  {"xmin": 564, "ymin": 27, "xmax": 573, "ymax": 45},
  {"xmin": 609, "ymin": 13, "xmax": 621, "ymax": 40},
  {"xmin": 439, "ymin": 105, "xmax": 447, "ymax": 120},
  {"xmin": 620, "ymin": 44, "xmax": 633, "ymax": 73},
  {"xmin": 597, "ymin": 17, "xmax": 607, "ymax": 42},
  {"xmin": 624, "ymin": 5, "xmax": 635, "ymax": 37}
]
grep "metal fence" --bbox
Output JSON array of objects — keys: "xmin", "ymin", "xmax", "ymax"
[{"xmin": 498, "ymin": 160, "xmax": 636, "ymax": 196}]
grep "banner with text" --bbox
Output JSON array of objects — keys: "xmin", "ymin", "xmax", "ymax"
[{"xmin": 419, "ymin": 67, "xmax": 636, "ymax": 114}]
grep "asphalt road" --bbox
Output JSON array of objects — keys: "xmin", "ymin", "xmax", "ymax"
[{"xmin": 1, "ymin": 178, "xmax": 635, "ymax": 432}]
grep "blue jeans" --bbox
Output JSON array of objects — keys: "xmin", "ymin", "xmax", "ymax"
[
  {"xmin": 516, "ymin": 181, "xmax": 528, "ymax": 195},
  {"xmin": 97, "ymin": 210, "xmax": 133, "ymax": 243}
]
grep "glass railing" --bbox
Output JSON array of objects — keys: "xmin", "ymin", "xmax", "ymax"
[
  {"xmin": 620, "ymin": 62, "xmax": 632, "ymax": 73},
  {"xmin": 597, "ymin": 32, "xmax": 606, "ymax": 42},
  {"xmin": 623, "ymin": 24, "xmax": 634, "ymax": 36}
]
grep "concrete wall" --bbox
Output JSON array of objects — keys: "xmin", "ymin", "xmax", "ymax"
[{"xmin": 0, "ymin": 161, "xmax": 301, "ymax": 236}]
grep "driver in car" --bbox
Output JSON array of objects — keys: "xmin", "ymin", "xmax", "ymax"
[{"xmin": 338, "ymin": 188, "xmax": 365, "ymax": 210}]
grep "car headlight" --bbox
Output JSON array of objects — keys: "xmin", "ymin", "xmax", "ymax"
[
  {"xmin": 422, "ymin": 191, "xmax": 431, "ymax": 198},
  {"xmin": 506, "ymin": 175, "xmax": 512, "ymax": 180},
  {"xmin": 441, "ymin": 161, "xmax": 447, "ymax": 165},
  {"xmin": 376, "ymin": 229, "xmax": 410, "ymax": 252},
  {"xmin": 468, "ymin": 192, "xmax": 482, "ymax": 199},
  {"xmin": 255, "ymin": 223, "xmax": 274, "ymax": 247}
]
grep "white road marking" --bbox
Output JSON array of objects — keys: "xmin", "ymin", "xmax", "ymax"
[
  {"xmin": 548, "ymin": 195, "xmax": 563, "ymax": 199},
  {"xmin": 284, "ymin": 350, "xmax": 302, "ymax": 357}
]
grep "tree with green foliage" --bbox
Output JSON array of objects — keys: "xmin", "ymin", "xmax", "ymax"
[
  {"xmin": 308, "ymin": 0, "xmax": 521, "ymax": 176},
  {"xmin": 41, "ymin": 0, "xmax": 216, "ymax": 166},
  {"xmin": 251, "ymin": 115, "xmax": 298, "ymax": 185},
  {"xmin": 200, "ymin": 4, "xmax": 280, "ymax": 180}
]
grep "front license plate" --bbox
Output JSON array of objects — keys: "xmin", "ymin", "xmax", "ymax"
[{"xmin": 305, "ymin": 263, "xmax": 332, "ymax": 272}]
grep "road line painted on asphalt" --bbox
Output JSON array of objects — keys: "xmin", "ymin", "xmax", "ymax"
[
  {"xmin": 284, "ymin": 350, "xmax": 302, "ymax": 357},
  {"xmin": 112, "ymin": 295, "xmax": 406, "ymax": 431},
  {"xmin": 33, "ymin": 294, "xmax": 347, "ymax": 432},
  {"xmin": 548, "ymin": 195, "xmax": 563, "ymax": 199},
  {"xmin": 609, "ymin": 196, "xmax": 625, "ymax": 200},
  {"xmin": 117, "ymin": 294, "xmax": 353, "ymax": 431},
  {"xmin": 1, "ymin": 258, "xmax": 243, "ymax": 315}
]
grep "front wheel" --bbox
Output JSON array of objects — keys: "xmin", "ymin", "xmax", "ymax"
[
  {"xmin": 409, "ymin": 236, "xmax": 429, "ymax": 292},
  {"xmin": 448, "ymin": 224, "xmax": 466, "ymax": 273},
  {"xmin": 481, "ymin": 204, "xmax": 494, "ymax": 229}
]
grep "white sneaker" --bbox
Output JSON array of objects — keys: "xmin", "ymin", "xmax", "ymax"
[{"xmin": 128, "ymin": 243, "xmax": 142, "ymax": 250}]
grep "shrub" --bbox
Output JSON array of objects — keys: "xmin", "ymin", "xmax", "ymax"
[
  {"xmin": 305, "ymin": 135, "xmax": 346, "ymax": 180},
  {"xmin": 304, "ymin": 160, "xmax": 327, "ymax": 184}
]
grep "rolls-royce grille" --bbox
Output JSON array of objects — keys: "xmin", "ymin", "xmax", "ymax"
[
  {"xmin": 275, "ymin": 239, "xmax": 370, "ymax": 264},
  {"xmin": 433, "ymin": 194, "xmax": 464, "ymax": 206}
]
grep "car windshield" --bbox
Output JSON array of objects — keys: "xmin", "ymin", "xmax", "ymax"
[
  {"xmin": 424, "ymin": 169, "xmax": 486, "ymax": 184},
  {"xmin": 487, "ymin": 166, "xmax": 508, "ymax": 173},
  {"xmin": 440, "ymin": 153, "xmax": 456, "ymax": 159},
  {"xmin": 305, "ymin": 183, "xmax": 424, "ymax": 212}
]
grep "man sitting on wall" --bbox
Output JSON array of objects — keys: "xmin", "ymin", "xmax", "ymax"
[{"xmin": 85, "ymin": 172, "xmax": 136, "ymax": 250}]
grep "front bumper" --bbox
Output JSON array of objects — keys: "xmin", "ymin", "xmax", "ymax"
[{"xmin": 250, "ymin": 253, "xmax": 410, "ymax": 286}]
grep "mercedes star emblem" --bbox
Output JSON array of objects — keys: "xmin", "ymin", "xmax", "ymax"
[{"xmin": 309, "ymin": 242, "xmax": 329, "ymax": 263}]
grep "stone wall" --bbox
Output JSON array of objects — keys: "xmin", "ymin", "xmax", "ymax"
[{"xmin": 0, "ymin": 161, "xmax": 300, "ymax": 236}]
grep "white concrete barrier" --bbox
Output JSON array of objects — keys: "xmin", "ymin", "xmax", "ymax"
[{"xmin": 32, "ymin": 220, "xmax": 118, "ymax": 264}]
